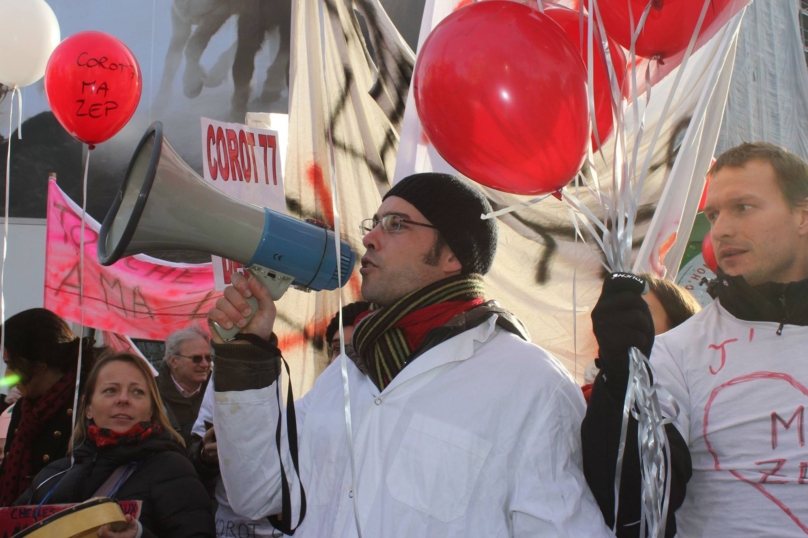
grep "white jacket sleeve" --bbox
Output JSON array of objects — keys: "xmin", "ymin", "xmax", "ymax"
[
  {"xmin": 214, "ymin": 380, "xmax": 309, "ymax": 520},
  {"xmin": 509, "ymin": 378, "xmax": 614, "ymax": 537}
]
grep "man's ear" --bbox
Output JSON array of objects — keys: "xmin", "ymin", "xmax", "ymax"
[
  {"xmin": 441, "ymin": 248, "xmax": 463, "ymax": 275},
  {"xmin": 798, "ymin": 198, "xmax": 808, "ymax": 236}
]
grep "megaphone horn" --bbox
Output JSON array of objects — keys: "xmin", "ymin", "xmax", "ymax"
[{"xmin": 99, "ymin": 122, "xmax": 356, "ymax": 339}]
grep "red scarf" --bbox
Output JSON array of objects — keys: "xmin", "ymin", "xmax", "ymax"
[
  {"xmin": 394, "ymin": 299, "xmax": 484, "ymax": 350},
  {"xmin": 87, "ymin": 422, "xmax": 163, "ymax": 448},
  {"xmin": 0, "ymin": 371, "xmax": 77, "ymax": 506}
]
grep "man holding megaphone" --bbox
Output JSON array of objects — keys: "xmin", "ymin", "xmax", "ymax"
[{"xmin": 207, "ymin": 173, "xmax": 612, "ymax": 537}]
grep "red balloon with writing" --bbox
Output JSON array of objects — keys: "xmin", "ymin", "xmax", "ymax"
[
  {"xmin": 413, "ymin": 1, "xmax": 590, "ymax": 195},
  {"xmin": 45, "ymin": 31, "xmax": 141, "ymax": 148}
]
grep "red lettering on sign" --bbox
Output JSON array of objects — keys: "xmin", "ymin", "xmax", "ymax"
[
  {"xmin": 247, "ymin": 132, "xmax": 258, "ymax": 184},
  {"xmin": 259, "ymin": 134, "xmax": 278, "ymax": 185},
  {"xmin": 216, "ymin": 127, "xmax": 229, "ymax": 181},
  {"xmin": 226, "ymin": 128, "xmax": 243, "ymax": 182},
  {"xmin": 207, "ymin": 124, "xmax": 218, "ymax": 180},
  {"xmin": 239, "ymin": 130, "xmax": 253, "ymax": 182},
  {"xmin": 221, "ymin": 258, "xmax": 245, "ymax": 284}
]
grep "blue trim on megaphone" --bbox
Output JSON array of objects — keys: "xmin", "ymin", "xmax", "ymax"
[{"xmin": 248, "ymin": 209, "xmax": 355, "ymax": 291}]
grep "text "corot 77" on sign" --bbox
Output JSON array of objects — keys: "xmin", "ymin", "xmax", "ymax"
[{"xmin": 206, "ymin": 123, "xmax": 279, "ymax": 185}]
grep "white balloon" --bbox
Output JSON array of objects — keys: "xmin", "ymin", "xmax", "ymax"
[{"xmin": 0, "ymin": 0, "xmax": 60, "ymax": 88}]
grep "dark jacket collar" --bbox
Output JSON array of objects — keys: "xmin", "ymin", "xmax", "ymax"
[
  {"xmin": 707, "ymin": 269, "xmax": 808, "ymax": 328},
  {"xmin": 73, "ymin": 429, "xmax": 185, "ymax": 464}
]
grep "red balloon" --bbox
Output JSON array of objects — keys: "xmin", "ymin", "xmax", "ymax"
[
  {"xmin": 702, "ymin": 232, "xmax": 717, "ymax": 273},
  {"xmin": 593, "ymin": 0, "xmax": 732, "ymax": 59},
  {"xmin": 45, "ymin": 31, "xmax": 141, "ymax": 148},
  {"xmin": 414, "ymin": 1, "xmax": 590, "ymax": 195},
  {"xmin": 543, "ymin": 4, "xmax": 627, "ymax": 149}
]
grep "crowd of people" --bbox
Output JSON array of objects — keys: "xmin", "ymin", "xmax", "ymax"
[{"xmin": 0, "ymin": 140, "xmax": 805, "ymax": 537}]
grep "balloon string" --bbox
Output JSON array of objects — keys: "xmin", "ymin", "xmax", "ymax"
[
  {"xmin": 70, "ymin": 148, "xmax": 91, "ymax": 466},
  {"xmin": 13, "ymin": 87, "xmax": 22, "ymax": 140},
  {"xmin": 0, "ymin": 86, "xmax": 19, "ymax": 376},
  {"xmin": 634, "ymin": 0, "xmax": 713, "ymax": 213},
  {"xmin": 571, "ymin": 176, "xmax": 581, "ymax": 381},
  {"xmin": 480, "ymin": 192, "xmax": 553, "ymax": 220},
  {"xmin": 586, "ymin": 6, "xmax": 602, "ymax": 155},
  {"xmin": 318, "ymin": 1, "xmax": 363, "ymax": 537},
  {"xmin": 567, "ymin": 207, "xmax": 611, "ymax": 274}
]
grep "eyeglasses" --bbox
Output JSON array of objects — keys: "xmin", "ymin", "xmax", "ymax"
[
  {"xmin": 359, "ymin": 214, "xmax": 437, "ymax": 236},
  {"xmin": 174, "ymin": 353, "xmax": 213, "ymax": 364}
]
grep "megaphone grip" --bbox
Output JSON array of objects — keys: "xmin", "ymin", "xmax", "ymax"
[
  {"xmin": 212, "ymin": 265, "xmax": 295, "ymax": 342},
  {"xmin": 213, "ymin": 296, "xmax": 259, "ymax": 342}
]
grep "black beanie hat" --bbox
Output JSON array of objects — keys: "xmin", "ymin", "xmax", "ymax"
[{"xmin": 383, "ymin": 173, "xmax": 498, "ymax": 275}]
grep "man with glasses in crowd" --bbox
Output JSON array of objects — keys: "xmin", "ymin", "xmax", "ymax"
[
  {"xmin": 206, "ymin": 173, "xmax": 612, "ymax": 537},
  {"xmin": 157, "ymin": 325, "xmax": 212, "ymax": 445}
]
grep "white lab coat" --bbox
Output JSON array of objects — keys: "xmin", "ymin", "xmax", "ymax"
[
  {"xmin": 214, "ymin": 315, "xmax": 612, "ymax": 537},
  {"xmin": 193, "ymin": 383, "xmax": 283, "ymax": 537}
]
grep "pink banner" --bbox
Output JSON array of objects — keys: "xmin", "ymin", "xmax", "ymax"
[{"xmin": 44, "ymin": 179, "xmax": 221, "ymax": 340}]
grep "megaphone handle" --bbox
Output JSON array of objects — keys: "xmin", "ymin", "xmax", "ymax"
[{"xmin": 212, "ymin": 266, "xmax": 295, "ymax": 342}]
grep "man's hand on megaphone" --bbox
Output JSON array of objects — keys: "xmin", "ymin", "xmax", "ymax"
[{"xmin": 209, "ymin": 272, "xmax": 277, "ymax": 343}]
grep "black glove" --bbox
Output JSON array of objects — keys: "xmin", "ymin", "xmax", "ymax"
[{"xmin": 591, "ymin": 273, "xmax": 655, "ymax": 390}]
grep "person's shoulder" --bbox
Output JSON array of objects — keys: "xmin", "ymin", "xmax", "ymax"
[
  {"xmin": 656, "ymin": 300, "xmax": 720, "ymax": 344},
  {"xmin": 476, "ymin": 326, "xmax": 576, "ymax": 385},
  {"xmin": 143, "ymin": 447, "xmax": 196, "ymax": 479}
]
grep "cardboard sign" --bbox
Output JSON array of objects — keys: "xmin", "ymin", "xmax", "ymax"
[
  {"xmin": 200, "ymin": 116, "xmax": 288, "ymax": 290},
  {"xmin": 0, "ymin": 500, "xmax": 141, "ymax": 537}
]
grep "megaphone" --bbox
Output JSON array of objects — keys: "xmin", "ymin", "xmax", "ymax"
[{"xmin": 98, "ymin": 121, "xmax": 355, "ymax": 340}]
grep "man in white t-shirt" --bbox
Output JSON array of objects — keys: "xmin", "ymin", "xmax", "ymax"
[{"xmin": 583, "ymin": 142, "xmax": 808, "ymax": 537}]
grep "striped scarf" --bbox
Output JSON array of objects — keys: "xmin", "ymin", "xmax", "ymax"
[{"xmin": 353, "ymin": 274, "xmax": 485, "ymax": 391}]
